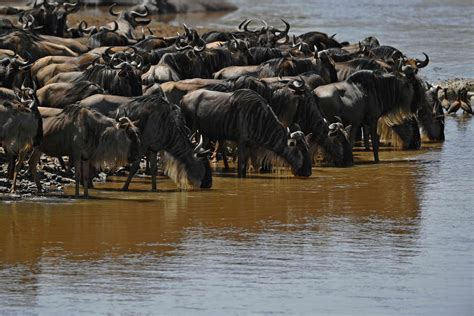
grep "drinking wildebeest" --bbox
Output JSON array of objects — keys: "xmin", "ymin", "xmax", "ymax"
[
  {"xmin": 28, "ymin": 104, "xmax": 141, "ymax": 197},
  {"xmin": 111, "ymin": 94, "xmax": 213, "ymax": 191},
  {"xmin": 417, "ymin": 85, "xmax": 445, "ymax": 141},
  {"xmin": 181, "ymin": 89, "xmax": 313, "ymax": 177},
  {"xmin": 0, "ymin": 86, "xmax": 42, "ymax": 193},
  {"xmin": 205, "ymin": 76, "xmax": 353, "ymax": 167},
  {"xmin": 314, "ymin": 67, "xmax": 425, "ymax": 162}
]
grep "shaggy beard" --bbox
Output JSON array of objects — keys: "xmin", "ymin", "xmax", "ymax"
[
  {"xmin": 92, "ymin": 127, "xmax": 131, "ymax": 171},
  {"xmin": 249, "ymin": 146, "xmax": 296, "ymax": 176},
  {"xmin": 378, "ymin": 110, "xmax": 416, "ymax": 149},
  {"xmin": 161, "ymin": 151, "xmax": 201, "ymax": 190}
]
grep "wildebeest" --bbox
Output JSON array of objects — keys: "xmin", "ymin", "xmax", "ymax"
[
  {"xmin": 143, "ymin": 43, "xmax": 249, "ymax": 83},
  {"xmin": 106, "ymin": 3, "xmax": 151, "ymax": 40},
  {"xmin": 28, "ymin": 104, "xmax": 141, "ymax": 197},
  {"xmin": 20, "ymin": 0, "xmax": 81, "ymax": 37},
  {"xmin": 74, "ymin": 61, "xmax": 143, "ymax": 97},
  {"xmin": 335, "ymin": 58, "xmax": 390, "ymax": 81},
  {"xmin": 36, "ymin": 81, "xmax": 104, "ymax": 108},
  {"xmin": 0, "ymin": 29, "xmax": 77, "ymax": 61},
  {"xmin": 80, "ymin": 21, "xmax": 132, "ymax": 48},
  {"xmin": 0, "ymin": 86, "xmax": 42, "ymax": 192},
  {"xmin": 314, "ymin": 67, "xmax": 425, "ymax": 162},
  {"xmin": 257, "ymin": 51, "xmax": 338, "ymax": 84},
  {"xmin": 79, "ymin": 94, "xmax": 132, "ymax": 117},
  {"xmin": 206, "ymin": 76, "xmax": 353, "ymax": 166},
  {"xmin": 417, "ymin": 85, "xmax": 445, "ymax": 141},
  {"xmin": 0, "ymin": 55, "xmax": 31, "ymax": 89},
  {"xmin": 111, "ymin": 94, "xmax": 213, "ymax": 191},
  {"xmin": 159, "ymin": 79, "xmax": 221, "ymax": 104},
  {"xmin": 181, "ymin": 89, "xmax": 313, "ymax": 177},
  {"xmin": 297, "ymin": 31, "xmax": 345, "ymax": 51}
]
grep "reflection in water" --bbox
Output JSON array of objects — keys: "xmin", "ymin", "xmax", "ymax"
[{"xmin": 0, "ymin": 119, "xmax": 472, "ymax": 314}]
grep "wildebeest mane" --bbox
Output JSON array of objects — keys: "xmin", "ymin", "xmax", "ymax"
[
  {"xmin": 249, "ymin": 47, "xmax": 283, "ymax": 65},
  {"xmin": 118, "ymin": 94, "xmax": 204, "ymax": 188},
  {"xmin": 258, "ymin": 57, "xmax": 314, "ymax": 78}
]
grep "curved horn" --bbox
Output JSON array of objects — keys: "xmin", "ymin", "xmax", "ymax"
[
  {"xmin": 416, "ymin": 52, "xmax": 429, "ymax": 68},
  {"xmin": 183, "ymin": 23, "xmax": 191, "ymax": 36},
  {"xmin": 130, "ymin": 6, "xmax": 149, "ymax": 18},
  {"xmin": 176, "ymin": 44, "xmax": 192, "ymax": 51},
  {"xmin": 290, "ymin": 131, "xmax": 305, "ymax": 140},
  {"xmin": 238, "ymin": 19, "xmax": 248, "ymax": 30},
  {"xmin": 109, "ymin": 3, "xmax": 120, "ymax": 16},
  {"xmin": 194, "ymin": 135, "xmax": 204, "ymax": 152},
  {"xmin": 243, "ymin": 19, "xmax": 253, "ymax": 32},
  {"xmin": 280, "ymin": 19, "xmax": 290, "ymax": 34},
  {"xmin": 112, "ymin": 61, "xmax": 129, "ymax": 69},
  {"xmin": 64, "ymin": 0, "xmax": 81, "ymax": 13},
  {"xmin": 101, "ymin": 21, "xmax": 118, "ymax": 32},
  {"xmin": 79, "ymin": 20, "xmax": 96, "ymax": 33},
  {"xmin": 194, "ymin": 44, "xmax": 205, "ymax": 53}
]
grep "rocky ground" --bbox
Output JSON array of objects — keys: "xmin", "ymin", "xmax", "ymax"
[{"xmin": 0, "ymin": 151, "xmax": 75, "ymax": 197}]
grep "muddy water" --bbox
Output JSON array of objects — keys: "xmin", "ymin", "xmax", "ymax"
[{"xmin": 1, "ymin": 116, "xmax": 473, "ymax": 314}]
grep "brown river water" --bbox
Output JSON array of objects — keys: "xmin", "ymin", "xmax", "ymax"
[{"xmin": 1, "ymin": 116, "xmax": 473, "ymax": 314}]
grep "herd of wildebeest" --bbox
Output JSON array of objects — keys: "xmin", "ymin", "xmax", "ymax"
[{"xmin": 0, "ymin": 1, "xmax": 472, "ymax": 197}]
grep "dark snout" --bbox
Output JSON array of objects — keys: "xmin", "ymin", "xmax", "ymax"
[{"xmin": 199, "ymin": 156, "xmax": 213, "ymax": 188}]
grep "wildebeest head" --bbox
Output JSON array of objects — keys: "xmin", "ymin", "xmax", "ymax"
[
  {"xmin": 286, "ymin": 129, "xmax": 312, "ymax": 177},
  {"xmin": 0, "ymin": 56, "xmax": 31, "ymax": 89},
  {"xmin": 85, "ymin": 21, "xmax": 130, "ymax": 48},
  {"xmin": 417, "ymin": 84, "xmax": 445, "ymax": 141},
  {"xmin": 403, "ymin": 53, "xmax": 429, "ymax": 74},
  {"xmin": 108, "ymin": 3, "xmax": 151, "ymax": 29},
  {"xmin": 326, "ymin": 121, "xmax": 353, "ymax": 166},
  {"xmin": 42, "ymin": 0, "xmax": 81, "ymax": 37},
  {"xmin": 256, "ymin": 19, "xmax": 290, "ymax": 47},
  {"xmin": 190, "ymin": 134, "xmax": 212, "ymax": 188},
  {"xmin": 14, "ymin": 79, "xmax": 43, "ymax": 147}
]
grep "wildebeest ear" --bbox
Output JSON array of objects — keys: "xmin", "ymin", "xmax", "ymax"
[{"xmin": 132, "ymin": 120, "xmax": 139, "ymax": 126}]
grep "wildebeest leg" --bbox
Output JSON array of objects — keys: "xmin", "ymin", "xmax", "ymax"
[
  {"xmin": 29, "ymin": 149, "xmax": 43, "ymax": 193},
  {"xmin": 123, "ymin": 157, "xmax": 141, "ymax": 191},
  {"xmin": 82, "ymin": 160, "xmax": 90, "ymax": 198},
  {"xmin": 74, "ymin": 158, "xmax": 81, "ymax": 198},
  {"xmin": 145, "ymin": 152, "xmax": 152, "ymax": 175},
  {"xmin": 58, "ymin": 157, "xmax": 67, "ymax": 170},
  {"xmin": 220, "ymin": 141, "xmax": 230, "ymax": 171},
  {"xmin": 370, "ymin": 123, "xmax": 380, "ymax": 163},
  {"xmin": 149, "ymin": 152, "xmax": 158, "ymax": 191},
  {"xmin": 10, "ymin": 151, "xmax": 25, "ymax": 193},
  {"xmin": 237, "ymin": 143, "xmax": 249, "ymax": 178},
  {"xmin": 362, "ymin": 125, "xmax": 371, "ymax": 150},
  {"xmin": 7, "ymin": 154, "xmax": 16, "ymax": 180}
]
